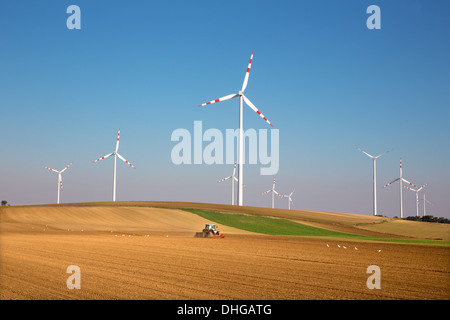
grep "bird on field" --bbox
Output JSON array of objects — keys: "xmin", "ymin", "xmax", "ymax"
[
  {"xmin": 377, "ymin": 250, "xmax": 381, "ymax": 252},
  {"xmin": 337, "ymin": 245, "xmax": 341, "ymax": 248},
  {"xmin": 326, "ymin": 244, "xmax": 329, "ymax": 247},
  {"xmin": 355, "ymin": 247, "xmax": 358, "ymax": 250}
]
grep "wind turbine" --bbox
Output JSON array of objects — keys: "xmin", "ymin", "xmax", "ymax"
[
  {"xmin": 218, "ymin": 161, "xmax": 239, "ymax": 205},
  {"xmin": 198, "ymin": 51, "xmax": 273, "ymax": 206},
  {"xmin": 279, "ymin": 188, "xmax": 295, "ymax": 210},
  {"xmin": 354, "ymin": 146, "xmax": 392, "ymax": 216},
  {"xmin": 43, "ymin": 163, "xmax": 72, "ymax": 204},
  {"xmin": 262, "ymin": 178, "xmax": 279, "ymax": 208},
  {"xmin": 404, "ymin": 184, "xmax": 427, "ymax": 217},
  {"xmin": 383, "ymin": 158, "xmax": 417, "ymax": 218},
  {"xmin": 93, "ymin": 129, "xmax": 135, "ymax": 202},
  {"xmin": 420, "ymin": 194, "xmax": 433, "ymax": 216}
]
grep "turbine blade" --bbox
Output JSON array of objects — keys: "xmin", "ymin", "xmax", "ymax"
[
  {"xmin": 93, "ymin": 153, "xmax": 113, "ymax": 163},
  {"xmin": 198, "ymin": 93, "xmax": 238, "ymax": 107},
  {"xmin": 242, "ymin": 95, "xmax": 273, "ymax": 127},
  {"xmin": 115, "ymin": 129, "xmax": 120, "ymax": 152},
  {"xmin": 262, "ymin": 190, "xmax": 271, "ymax": 195},
  {"xmin": 383, "ymin": 178, "xmax": 400, "ymax": 188},
  {"xmin": 374, "ymin": 148, "xmax": 393, "ymax": 159},
  {"xmin": 401, "ymin": 178, "xmax": 417, "ymax": 188},
  {"xmin": 403, "ymin": 185, "xmax": 416, "ymax": 191},
  {"xmin": 233, "ymin": 176, "xmax": 238, "ymax": 182},
  {"xmin": 417, "ymin": 184, "xmax": 427, "ymax": 191},
  {"xmin": 354, "ymin": 146, "xmax": 374, "ymax": 158},
  {"xmin": 60, "ymin": 162, "xmax": 73, "ymax": 173},
  {"xmin": 241, "ymin": 50, "xmax": 254, "ymax": 92},
  {"xmin": 117, "ymin": 153, "xmax": 135, "ymax": 168},
  {"xmin": 218, "ymin": 176, "xmax": 232, "ymax": 183},
  {"xmin": 44, "ymin": 166, "xmax": 59, "ymax": 173}
]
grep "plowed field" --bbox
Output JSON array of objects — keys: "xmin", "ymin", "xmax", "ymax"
[{"xmin": 1, "ymin": 204, "xmax": 449, "ymax": 300}]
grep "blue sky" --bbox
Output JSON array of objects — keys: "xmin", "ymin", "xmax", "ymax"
[{"xmin": 1, "ymin": 0, "xmax": 449, "ymax": 218}]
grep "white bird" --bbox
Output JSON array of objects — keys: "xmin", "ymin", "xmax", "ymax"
[
  {"xmin": 377, "ymin": 250, "xmax": 381, "ymax": 252},
  {"xmin": 355, "ymin": 247, "xmax": 358, "ymax": 250},
  {"xmin": 343, "ymin": 246, "xmax": 347, "ymax": 249},
  {"xmin": 326, "ymin": 244, "xmax": 329, "ymax": 247},
  {"xmin": 337, "ymin": 245, "xmax": 341, "ymax": 248}
]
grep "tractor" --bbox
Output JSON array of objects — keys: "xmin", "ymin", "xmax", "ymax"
[{"xmin": 194, "ymin": 224, "xmax": 225, "ymax": 238}]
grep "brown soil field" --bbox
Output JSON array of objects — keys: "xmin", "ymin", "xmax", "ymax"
[{"xmin": 1, "ymin": 204, "xmax": 449, "ymax": 300}]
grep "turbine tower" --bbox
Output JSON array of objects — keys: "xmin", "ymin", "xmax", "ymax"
[
  {"xmin": 218, "ymin": 161, "xmax": 239, "ymax": 205},
  {"xmin": 383, "ymin": 158, "xmax": 417, "ymax": 218},
  {"xmin": 420, "ymin": 194, "xmax": 433, "ymax": 217},
  {"xmin": 198, "ymin": 51, "xmax": 273, "ymax": 206},
  {"xmin": 354, "ymin": 146, "xmax": 392, "ymax": 216},
  {"xmin": 279, "ymin": 189, "xmax": 294, "ymax": 210},
  {"xmin": 404, "ymin": 184, "xmax": 427, "ymax": 217},
  {"xmin": 43, "ymin": 163, "xmax": 72, "ymax": 204},
  {"xmin": 262, "ymin": 178, "xmax": 279, "ymax": 208},
  {"xmin": 93, "ymin": 129, "xmax": 135, "ymax": 202}
]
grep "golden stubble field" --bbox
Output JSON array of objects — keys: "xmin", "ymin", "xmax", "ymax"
[{"xmin": 1, "ymin": 204, "xmax": 449, "ymax": 300}]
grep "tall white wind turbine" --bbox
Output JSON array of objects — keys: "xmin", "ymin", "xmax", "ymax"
[
  {"xmin": 262, "ymin": 178, "xmax": 279, "ymax": 208},
  {"xmin": 93, "ymin": 129, "xmax": 135, "ymax": 202},
  {"xmin": 218, "ymin": 161, "xmax": 239, "ymax": 205},
  {"xmin": 279, "ymin": 189, "xmax": 294, "ymax": 210},
  {"xmin": 354, "ymin": 146, "xmax": 392, "ymax": 216},
  {"xmin": 420, "ymin": 194, "xmax": 433, "ymax": 217},
  {"xmin": 43, "ymin": 162, "xmax": 72, "ymax": 204},
  {"xmin": 198, "ymin": 51, "xmax": 273, "ymax": 206},
  {"xmin": 404, "ymin": 184, "xmax": 427, "ymax": 217},
  {"xmin": 383, "ymin": 158, "xmax": 417, "ymax": 218}
]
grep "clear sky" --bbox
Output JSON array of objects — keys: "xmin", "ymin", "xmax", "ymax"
[{"xmin": 1, "ymin": 0, "xmax": 449, "ymax": 218}]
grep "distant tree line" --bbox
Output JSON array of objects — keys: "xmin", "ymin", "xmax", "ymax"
[{"xmin": 405, "ymin": 215, "xmax": 450, "ymax": 224}]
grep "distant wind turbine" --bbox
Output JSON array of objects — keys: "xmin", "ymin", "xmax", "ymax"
[
  {"xmin": 43, "ymin": 162, "xmax": 72, "ymax": 204},
  {"xmin": 218, "ymin": 161, "xmax": 245, "ymax": 205},
  {"xmin": 354, "ymin": 146, "xmax": 392, "ymax": 216},
  {"xmin": 279, "ymin": 188, "xmax": 295, "ymax": 210},
  {"xmin": 93, "ymin": 129, "xmax": 135, "ymax": 202},
  {"xmin": 383, "ymin": 158, "xmax": 417, "ymax": 218},
  {"xmin": 420, "ymin": 194, "xmax": 433, "ymax": 217},
  {"xmin": 262, "ymin": 178, "xmax": 279, "ymax": 208},
  {"xmin": 404, "ymin": 184, "xmax": 427, "ymax": 217},
  {"xmin": 198, "ymin": 51, "xmax": 273, "ymax": 206}
]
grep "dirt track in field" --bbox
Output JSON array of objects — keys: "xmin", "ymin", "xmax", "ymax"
[{"xmin": 1, "ymin": 205, "xmax": 449, "ymax": 300}]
